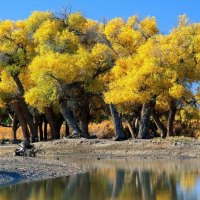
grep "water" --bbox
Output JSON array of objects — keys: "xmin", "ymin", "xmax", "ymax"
[{"xmin": 0, "ymin": 159, "xmax": 200, "ymax": 200}]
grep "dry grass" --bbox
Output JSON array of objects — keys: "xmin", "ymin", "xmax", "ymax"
[
  {"xmin": 89, "ymin": 120, "xmax": 115, "ymax": 139},
  {"xmin": 0, "ymin": 120, "xmax": 199, "ymax": 140},
  {"xmin": 174, "ymin": 120, "xmax": 200, "ymax": 138},
  {"xmin": 0, "ymin": 125, "xmax": 67, "ymax": 140},
  {"xmin": 0, "ymin": 126, "xmax": 23, "ymax": 140}
]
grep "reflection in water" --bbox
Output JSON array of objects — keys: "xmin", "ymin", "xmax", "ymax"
[{"xmin": 0, "ymin": 160, "xmax": 200, "ymax": 200}]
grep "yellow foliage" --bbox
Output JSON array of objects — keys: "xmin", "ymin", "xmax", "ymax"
[
  {"xmin": 104, "ymin": 20, "xmax": 200, "ymax": 111},
  {"xmin": 57, "ymin": 29, "xmax": 79, "ymax": 53},
  {"xmin": 25, "ymin": 11, "xmax": 52, "ymax": 32},
  {"xmin": 139, "ymin": 17, "xmax": 159, "ymax": 36},
  {"xmin": 169, "ymin": 84, "xmax": 191, "ymax": 99},
  {"xmin": 25, "ymin": 81, "xmax": 58, "ymax": 112},
  {"xmin": 126, "ymin": 16, "xmax": 138, "ymax": 28},
  {"xmin": 91, "ymin": 43, "xmax": 115, "ymax": 69},
  {"xmin": 0, "ymin": 70, "xmax": 17, "ymax": 105},
  {"xmin": 67, "ymin": 12, "xmax": 87, "ymax": 32},
  {"xmin": 104, "ymin": 17, "xmax": 125, "ymax": 39},
  {"xmin": 85, "ymin": 19, "xmax": 98, "ymax": 31},
  {"xmin": 0, "ymin": 20, "xmax": 14, "ymax": 38},
  {"xmin": 34, "ymin": 19, "xmax": 62, "ymax": 45},
  {"xmin": 0, "ymin": 11, "xmax": 199, "ymax": 125}
]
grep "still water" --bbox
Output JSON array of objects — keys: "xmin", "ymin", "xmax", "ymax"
[{"xmin": 0, "ymin": 159, "xmax": 200, "ymax": 200}]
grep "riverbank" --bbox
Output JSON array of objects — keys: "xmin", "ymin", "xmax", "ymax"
[
  {"xmin": 0, "ymin": 156, "xmax": 83, "ymax": 187},
  {"xmin": 0, "ymin": 137, "xmax": 200, "ymax": 187},
  {"xmin": 35, "ymin": 137, "xmax": 200, "ymax": 159}
]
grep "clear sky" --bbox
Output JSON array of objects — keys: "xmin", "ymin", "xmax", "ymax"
[{"xmin": 0, "ymin": 0, "xmax": 200, "ymax": 33}]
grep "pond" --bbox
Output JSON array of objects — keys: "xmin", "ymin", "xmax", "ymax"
[{"xmin": 0, "ymin": 159, "xmax": 200, "ymax": 200}]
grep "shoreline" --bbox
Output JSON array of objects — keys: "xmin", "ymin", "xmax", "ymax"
[
  {"xmin": 0, "ymin": 156, "xmax": 84, "ymax": 188},
  {"xmin": 1, "ymin": 137, "xmax": 200, "ymax": 187}
]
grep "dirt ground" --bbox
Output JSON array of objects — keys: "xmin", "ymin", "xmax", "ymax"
[{"xmin": 34, "ymin": 137, "xmax": 200, "ymax": 159}]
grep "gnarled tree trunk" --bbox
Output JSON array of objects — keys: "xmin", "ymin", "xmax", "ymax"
[
  {"xmin": 11, "ymin": 101, "xmax": 30, "ymax": 140},
  {"xmin": 55, "ymin": 113, "xmax": 64, "ymax": 138},
  {"xmin": 44, "ymin": 118, "xmax": 48, "ymax": 141},
  {"xmin": 20, "ymin": 99, "xmax": 38, "ymax": 142},
  {"xmin": 126, "ymin": 117, "xmax": 140, "ymax": 138},
  {"xmin": 39, "ymin": 121, "xmax": 43, "ymax": 141},
  {"xmin": 138, "ymin": 100, "xmax": 155, "ymax": 139},
  {"xmin": 12, "ymin": 75, "xmax": 37, "ymax": 142},
  {"xmin": 12, "ymin": 113, "xmax": 19, "ymax": 140},
  {"xmin": 45, "ymin": 107, "xmax": 61, "ymax": 140},
  {"xmin": 65, "ymin": 122, "xmax": 70, "ymax": 137},
  {"xmin": 60, "ymin": 101, "xmax": 82, "ymax": 137},
  {"xmin": 77, "ymin": 94, "xmax": 90, "ymax": 138},
  {"xmin": 152, "ymin": 109, "xmax": 167, "ymax": 138},
  {"xmin": 109, "ymin": 103, "xmax": 126, "ymax": 141},
  {"xmin": 167, "ymin": 100, "xmax": 177, "ymax": 137}
]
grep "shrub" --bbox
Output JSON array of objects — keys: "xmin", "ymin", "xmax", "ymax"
[{"xmin": 89, "ymin": 120, "xmax": 115, "ymax": 139}]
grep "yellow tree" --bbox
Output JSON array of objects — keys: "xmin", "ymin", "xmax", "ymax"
[
  {"xmin": 103, "ymin": 16, "xmax": 159, "ymax": 139},
  {"xmin": 24, "ymin": 11, "xmax": 116, "ymax": 138},
  {"xmin": 0, "ymin": 20, "xmax": 33, "ymax": 140},
  {"xmin": 0, "ymin": 11, "xmax": 54, "ymax": 141},
  {"xmin": 105, "ymin": 16, "xmax": 200, "ymax": 139}
]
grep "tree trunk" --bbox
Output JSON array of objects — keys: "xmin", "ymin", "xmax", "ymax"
[
  {"xmin": 126, "ymin": 121, "xmax": 135, "ymax": 138},
  {"xmin": 126, "ymin": 117, "xmax": 139, "ymax": 138},
  {"xmin": 152, "ymin": 109, "xmax": 167, "ymax": 138},
  {"xmin": 11, "ymin": 101, "xmax": 30, "ymax": 140},
  {"xmin": 12, "ymin": 113, "xmax": 19, "ymax": 140},
  {"xmin": 37, "ymin": 114, "xmax": 44, "ymax": 141},
  {"xmin": 167, "ymin": 100, "xmax": 177, "ymax": 137},
  {"xmin": 138, "ymin": 100, "xmax": 155, "ymax": 139},
  {"xmin": 20, "ymin": 100, "xmax": 38, "ymax": 142},
  {"xmin": 65, "ymin": 123, "xmax": 70, "ymax": 137},
  {"xmin": 12, "ymin": 74, "xmax": 25, "ymax": 96},
  {"xmin": 60, "ymin": 101, "xmax": 82, "ymax": 137},
  {"xmin": 39, "ymin": 121, "xmax": 43, "ymax": 141},
  {"xmin": 45, "ymin": 107, "xmax": 60, "ymax": 140},
  {"xmin": 109, "ymin": 104, "xmax": 126, "ymax": 141},
  {"xmin": 33, "ymin": 111, "xmax": 41, "ymax": 141},
  {"xmin": 78, "ymin": 100, "xmax": 90, "ymax": 138},
  {"xmin": 44, "ymin": 118, "xmax": 48, "ymax": 141},
  {"xmin": 54, "ymin": 113, "xmax": 64, "ymax": 138},
  {"xmin": 12, "ymin": 75, "xmax": 37, "ymax": 142}
]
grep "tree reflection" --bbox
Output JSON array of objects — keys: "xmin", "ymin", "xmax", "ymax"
[{"xmin": 0, "ymin": 162, "xmax": 200, "ymax": 200}]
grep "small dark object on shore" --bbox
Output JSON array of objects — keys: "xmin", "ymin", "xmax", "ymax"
[
  {"xmin": 0, "ymin": 139, "xmax": 9, "ymax": 145},
  {"xmin": 14, "ymin": 139, "xmax": 36, "ymax": 157},
  {"xmin": 9, "ymin": 139, "xmax": 22, "ymax": 144},
  {"xmin": 0, "ymin": 139, "xmax": 22, "ymax": 145}
]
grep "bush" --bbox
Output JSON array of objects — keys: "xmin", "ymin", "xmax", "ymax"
[{"xmin": 89, "ymin": 120, "xmax": 115, "ymax": 139}]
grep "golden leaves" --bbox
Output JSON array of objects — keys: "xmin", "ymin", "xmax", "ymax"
[
  {"xmin": 104, "ymin": 18, "xmax": 125, "ymax": 39},
  {"xmin": 139, "ymin": 17, "xmax": 159, "ymax": 37},
  {"xmin": 67, "ymin": 12, "xmax": 87, "ymax": 32},
  {"xmin": 25, "ymin": 11, "xmax": 52, "ymax": 32}
]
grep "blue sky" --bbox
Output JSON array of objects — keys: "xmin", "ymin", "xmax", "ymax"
[{"xmin": 0, "ymin": 0, "xmax": 200, "ymax": 33}]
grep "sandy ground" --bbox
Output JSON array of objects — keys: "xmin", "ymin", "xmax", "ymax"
[
  {"xmin": 0, "ymin": 137, "xmax": 200, "ymax": 187},
  {"xmin": 35, "ymin": 137, "xmax": 200, "ymax": 159}
]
